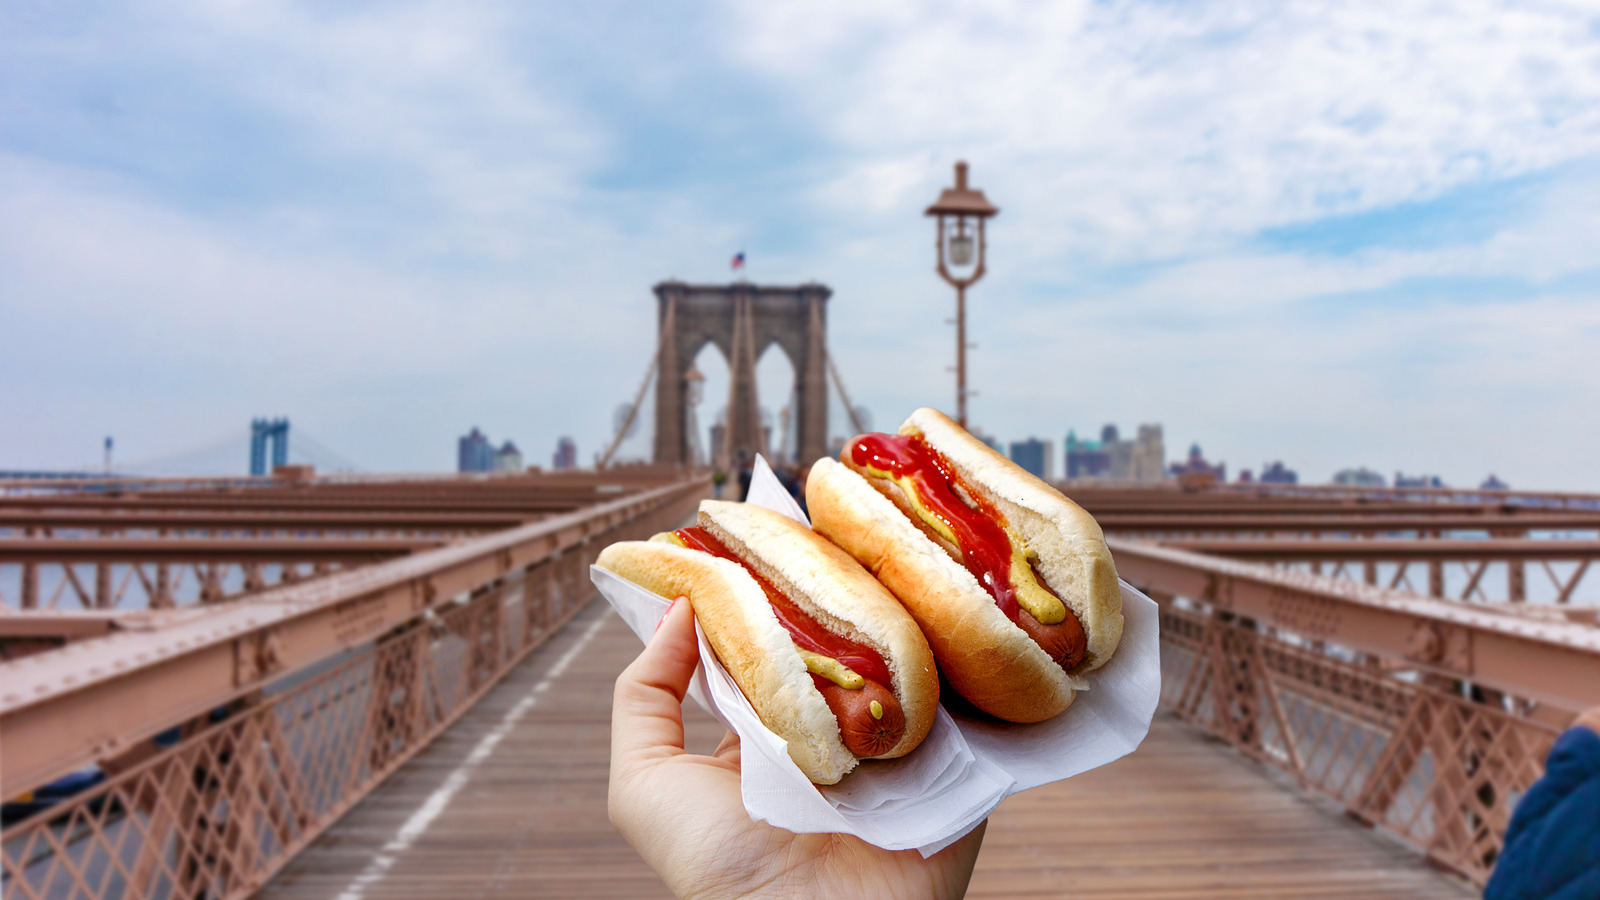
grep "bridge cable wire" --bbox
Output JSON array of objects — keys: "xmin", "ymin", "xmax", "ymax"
[
  {"xmin": 109, "ymin": 425, "xmax": 362, "ymax": 477},
  {"xmin": 114, "ymin": 429, "xmax": 255, "ymax": 475},
  {"xmin": 290, "ymin": 430, "xmax": 362, "ymax": 474},
  {"xmin": 826, "ymin": 352, "xmax": 867, "ymax": 436},
  {"xmin": 598, "ymin": 349, "xmax": 658, "ymax": 470}
]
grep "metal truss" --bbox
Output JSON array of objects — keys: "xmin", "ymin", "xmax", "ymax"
[
  {"xmin": 1158, "ymin": 604, "xmax": 1560, "ymax": 885},
  {"xmin": 1120, "ymin": 533, "xmax": 1600, "ymax": 888},
  {"xmin": 4, "ymin": 475, "xmax": 1597, "ymax": 895},
  {"xmin": 0, "ymin": 469, "xmax": 706, "ymax": 900}
]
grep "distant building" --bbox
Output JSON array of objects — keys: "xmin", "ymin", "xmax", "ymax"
[
  {"xmin": 1333, "ymin": 467, "xmax": 1386, "ymax": 487},
  {"xmin": 1008, "ymin": 438, "xmax": 1054, "ymax": 481},
  {"xmin": 1169, "ymin": 442, "xmax": 1225, "ymax": 483},
  {"xmin": 1068, "ymin": 424, "xmax": 1164, "ymax": 482},
  {"xmin": 1259, "ymin": 461, "xmax": 1298, "ymax": 485},
  {"xmin": 1481, "ymin": 474, "xmax": 1509, "ymax": 490},
  {"xmin": 458, "ymin": 428, "xmax": 495, "ymax": 473},
  {"xmin": 1395, "ymin": 472, "xmax": 1445, "ymax": 488},
  {"xmin": 1066, "ymin": 430, "xmax": 1109, "ymax": 479},
  {"xmin": 1237, "ymin": 469, "xmax": 1254, "ymax": 483},
  {"xmin": 496, "ymin": 441, "xmax": 523, "ymax": 472},
  {"xmin": 552, "ymin": 436, "xmax": 577, "ymax": 471}
]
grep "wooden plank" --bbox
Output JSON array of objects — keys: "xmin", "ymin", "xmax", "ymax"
[
  {"xmin": 259, "ymin": 598, "xmax": 1475, "ymax": 899},
  {"xmin": 969, "ymin": 726, "xmax": 1476, "ymax": 898}
]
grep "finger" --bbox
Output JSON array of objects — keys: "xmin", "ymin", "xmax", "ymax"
[
  {"xmin": 931, "ymin": 818, "xmax": 988, "ymax": 898},
  {"xmin": 612, "ymin": 596, "xmax": 700, "ymax": 772},
  {"xmin": 712, "ymin": 728, "xmax": 742, "ymax": 767}
]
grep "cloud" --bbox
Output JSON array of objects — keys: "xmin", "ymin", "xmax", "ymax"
[
  {"xmin": 731, "ymin": 0, "xmax": 1600, "ymax": 261},
  {"xmin": 4, "ymin": 0, "xmax": 1600, "ymax": 491},
  {"xmin": 0, "ymin": 150, "xmax": 689, "ymax": 472}
]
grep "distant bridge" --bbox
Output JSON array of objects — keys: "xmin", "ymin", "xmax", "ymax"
[{"xmin": 2, "ymin": 470, "xmax": 1598, "ymax": 897}]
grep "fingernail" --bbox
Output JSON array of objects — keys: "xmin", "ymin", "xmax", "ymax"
[{"xmin": 654, "ymin": 595, "xmax": 683, "ymax": 633}]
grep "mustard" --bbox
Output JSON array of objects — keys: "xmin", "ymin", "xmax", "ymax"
[
  {"xmin": 862, "ymin": 464, "xmax": 1067, "ymax": 626},
  {"xmin": 798, "ymin": 649, "xmax": 865, "ymax": 690}
]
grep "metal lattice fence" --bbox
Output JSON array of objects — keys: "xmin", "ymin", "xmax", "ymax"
[{"xmin": 1158, "ymin": 602, "xmax": 1561, "ymax": 885}]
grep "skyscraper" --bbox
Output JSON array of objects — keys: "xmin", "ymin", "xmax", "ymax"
[
  {"xmin": 458, "ymin": 428, "xmax": 495, "ymax": 473},
  {"xmin": 1259, "ymin": 461, "xmax": 1298, "ymax": 484},
  {"xmin": 496, "ymin": 441, "xmax": 523, "ymax": 472},
  {"xmin": 1169, "ymin": 443, "xmax": 1226, "ymax": 483},
  {"xmin": 552, "ymin": 436, "xmax": 577, "ymax": 471},
  {"xmin": 1008, "ymin": 437, "xmax": 1054, "ymax": 481},
  {"xmin": 1065, "ymin": 423, "xmax": 1163, "ymax": 481}
]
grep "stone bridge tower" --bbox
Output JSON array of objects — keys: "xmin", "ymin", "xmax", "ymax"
[{"xmin": 652, "ymin": 281, "xmax": 831, "ymax": 468}]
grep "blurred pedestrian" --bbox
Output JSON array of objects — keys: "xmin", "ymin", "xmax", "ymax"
[
  {"xmin": 1484, "ymin": 705, "xmax": 1600, "ymax": 899},
  {"xmin": 735, "ymin": 453, "xmax": 753, "ymax": 501},
  {"xmin": 792, "ymin": 461, "xmax": 813, "ymax": 515}
]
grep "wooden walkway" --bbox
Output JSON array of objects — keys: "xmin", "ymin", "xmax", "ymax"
[{"xmin": 258, "ymin": 598, "xmax": 1475, "ymax": 899}]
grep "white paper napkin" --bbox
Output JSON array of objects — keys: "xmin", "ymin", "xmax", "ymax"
[{"xmin": 593, "ymin": 455, "xmax": 1160, "ymax": 855}]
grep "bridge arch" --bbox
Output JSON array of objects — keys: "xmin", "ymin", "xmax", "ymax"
[{"xmin": 652, "ymin": 280, "xmax": 830, "ymax": 468}]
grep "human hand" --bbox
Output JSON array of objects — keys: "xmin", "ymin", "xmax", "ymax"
[{"xmin": 610, "ymin": 596, "xmax": 987, "ymax": 900}]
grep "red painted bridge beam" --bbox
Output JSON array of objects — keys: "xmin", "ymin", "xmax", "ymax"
[
  {"xmin": 1097, "ymin": 513, "xmax": 1600, "ymax": 532},
  {"xmin": 1153, "ymin": 536, "xmax": 1600, "ymax": 561},
  {"xmin": 0, "ymin": 536, "xmax": 445, "ymax": 562},
  {"xmin": 0, "ymin": 510, "xmax": 532, "ymax": 531}
]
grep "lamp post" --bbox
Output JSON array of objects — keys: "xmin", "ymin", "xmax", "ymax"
[{"xmin": 925, "ymin": 160, "xmax": 999, "ymax": 429}]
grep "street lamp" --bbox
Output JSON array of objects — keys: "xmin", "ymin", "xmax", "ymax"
[{"xmin": 925, "ymin": 160, "xmax": 999, "ymax": 429}]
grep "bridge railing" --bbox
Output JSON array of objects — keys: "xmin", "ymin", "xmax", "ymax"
[
  {"xmin": 1063, "ymin": 479, "xmax": 1600, "ymax": 511},
  {"xmin": 1114, "ymin": 537, "xmax": 1600, "ymax": 887},
  {"xmin": 1123, "ymin": 538, "xmax": 1600, "ymax": 607},
  {"xmin": 1159, "ymin": 604, "xmax": 1560, "ymax": 885},
  {"xmin": 1202, "ymin": 481, "xmax": 1600, "ymax": 510},
  {"xmin": 0, "ymin": 475, "xmax": 707, "ymax": 900},
  {"xmin": 9, "ymin": 476, "xmax": 1596, "ymax": 894},
  {"xmin": 0, "ymin": 469, "xmax": 704, "ymax": 612}
]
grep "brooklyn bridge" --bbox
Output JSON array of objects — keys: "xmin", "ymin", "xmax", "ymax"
[
  {"xmin": 4, "ymin": 294, "xmax": 1599, "ymax": 898},
  {"xmin": 11, "ymin": 0, "xmax": 1600, "ymax": 894}
]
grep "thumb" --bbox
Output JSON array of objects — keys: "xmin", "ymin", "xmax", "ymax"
[{"xmin": 612, "ymin": 596, "xmax": 700, "ymax": 772}]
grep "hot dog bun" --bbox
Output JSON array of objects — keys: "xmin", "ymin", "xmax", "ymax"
[
  {"xmin": 807, "ymin": 407, "xmax": 1123, "ymax": 723},
  {"xmin": 596, "ymin": 500, "xmax": 938, "ymax": 784}
]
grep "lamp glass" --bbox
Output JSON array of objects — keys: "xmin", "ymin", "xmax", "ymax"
[{"xmin": 948, "ymin": 233, "xmax": 974, "ymax": 266}]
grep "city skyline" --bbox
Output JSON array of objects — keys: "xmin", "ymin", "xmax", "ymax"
[{"xmin": 4, "ymin": 3, "xmax": 1600, "ymax": 489}]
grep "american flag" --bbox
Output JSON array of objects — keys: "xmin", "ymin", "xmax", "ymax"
[{"xmin": 731, "ymin": 251, "xmax": 745, "ymax": 272}]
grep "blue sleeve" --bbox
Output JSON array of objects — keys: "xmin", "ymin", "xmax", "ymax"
[{"xmin": 1484, "ymin": 726, "xmax": 1600, "ymax": 900}]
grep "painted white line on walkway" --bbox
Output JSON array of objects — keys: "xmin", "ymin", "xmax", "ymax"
[{"xmin": 334, "ymin": 612, "xmax": 610, "ymax": 900}]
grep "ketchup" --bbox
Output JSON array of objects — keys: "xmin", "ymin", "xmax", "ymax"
[
  {"xmin": 672, "ymin": 527, "xmax": 892, "ymax": 691},
  {"xmin": 849, "ymin": 434, "xmax": 1029, "ymax": 625}
]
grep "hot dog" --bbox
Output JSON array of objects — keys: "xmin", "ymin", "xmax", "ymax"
[
  {"xmin": 596, "ymin": 500, "xmax": 938, "ymax": 784},
  {"xmin": 806, "ymin": 407, "xmax": 1123, "ymax": 724}
]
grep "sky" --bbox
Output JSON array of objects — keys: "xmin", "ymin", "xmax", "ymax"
[{"xmin": 3, "ymin": 0, "xmax": 1600, "ymax": 488}]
